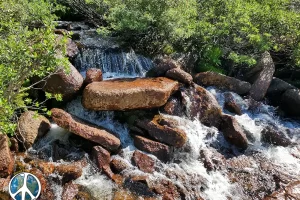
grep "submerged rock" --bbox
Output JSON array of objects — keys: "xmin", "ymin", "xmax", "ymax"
[
  {"xmin": 219, "ymin": 114, "xmax": 249, "ymax": 150},
  {"xmin": 0, "ymin": 134, "xmax": 14, "ymax": 178},
  {"xmin": 132, "ymin": 150, "xmax": 155, "ymax": 173},
  {"xmin": 42, "ymin": 63, "xmax": 83, "ymax": 100},
  {"xmin": 134, "ymin": 135, "xmax": 171, "ymax": 162},
  {"xmin": 280, "ymin": 89, "xmax": 300, "ymax": 116},
  {"xmin": 247, "ymin": 52, "xmax": 275, "ymax": 101},
  {"xmin": 17, "ymin": 111, "xmax": 51, "ymax": 149},
  {"xmin": 82, "ymin": 77, "xmax": 179, "ymax": 110},
  {"xmin": 194, "ymin": 71, "xmax": 251, "ymax": 95},
  {"xmin": 51, "ymin": 108, "xmax": 120, "ymax": 151},
  {"xmin": 224, "ymin": 92, "xmax": 243, "ymax": 115},
  {"xmin": 165, "ymin": 68, "xmax": 193, "ymax": 85},
  {"xmin": 264, "ymin": 181, "xmax": 300, "ymax": 199},
  {"xmin": 261, "ymin": 126, "xmax": 293, "ymax": 147},
  {"xmin": 136, "ymin": 115, "xmax": 187, "ymax": 147}
]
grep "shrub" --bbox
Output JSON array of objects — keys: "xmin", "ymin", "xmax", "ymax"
[{"xmin": 0, "ymin": 0, "xmax": 68, "ymax": 135}]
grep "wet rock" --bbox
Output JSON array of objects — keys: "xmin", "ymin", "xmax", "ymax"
[
  {"xmin": 110, "ymin": 158, "xmax": 130, "ymax": 173},
  {"xmin": 280, "ymin": 89, "xmax": 300, "ymax": 116},
  {"xmin": 29, "ymin": 160, "xmax": 55, "ymax": 176},
  {"xmin": 165, "ymin": 68, "xmax": 193, "ymax": 85},
  {"xmin": 0, "ymin": 177, "xmax": 10, "ymax": 199},
  {"xmin": 219, "ymin": 114, "xmax": 249, "ymax": 150},
  {"xmin": 266, "ymin": 77, "xmax": 296, "ymax": 105},
  {"xmin": 261, "ymin": 126, "xmax": 293, "ymax": 147},
  {"xmin": 113, "ymin": 189, "xmax": 137, "ymax": 200},
  {"xmin": 51, "ymin": 108, "xmax": 120, "ymax": 151},
  {"xmin": 151, "ymin": 179, "xmax": 181, "ymax": 199},
  {"xmin": 92, "ymin": 146, "xmax": 110, "ymax": 171},
  {"xmin": 82, "ymin": 77, "xmax": 179, "ymax": 110},
  {"xmin": 199, "ymin": 148, "xmax": 226, "ymax": 171},
  {"xmin": 124, "ymin": 175, "xmax": 157, "ymax": 197},
  {"xmin": 42, "ymin": 63, "xmax": 83, "ymax": 100},
  {"xmin": 224, "ymin": 92, "xmax": 242, "ymax": 115},
  {"xmin": 181, "ymin": 85, "xmax": 222, "ymax": 127},
  {"xmin": 84, "ymin": 68, "xmax": 103, "ymax": 86},
  {"xmin": 136, "ymin": 115, "xmax": 187, "ymax": 147},
  {"xmin": 134, "ymin": 135, "xmax": 171, "ymax": 162},
  {"xmin": 17, "ymin": 111, "xmax": 51, "ymax": 148},
  {"xmin": 55, "ymin": 163, "xmax": 83, "ymax": 184},
  {"xmin": 247, "ymin": 52, "xmax": 275, "ymax": 101},
  {"xmin": 194, "ymin": 71, "xmax": 251, "ymax": 95},
  {"xmin": 132, "ymin": 150, "xmax": 155, "ymax": 173},
  {"xmin": 62, "ymin": 183, "xmax": 79, "ymax": 200},
  {"xmin": 264, "ymin": 181, "xmax": 300, "ymax": 200},
  {"xmin": 147, "ymin": 58, "xmax": 180, "ymax": 77},
  {"xmin": 0, "ymin": 134, "xmax": 14, "ymax": 178},
  {"xmin": 162, "ymin": 96, "xmax": 184, "ymax": 116}
]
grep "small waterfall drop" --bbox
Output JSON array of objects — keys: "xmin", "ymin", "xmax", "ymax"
[{"xmin": 74, "ymin": 48, "xmax": 153, "ymax": 79}]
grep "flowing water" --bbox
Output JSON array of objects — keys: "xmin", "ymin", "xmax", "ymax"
[{"xmin": 29, "ymin": 47, "xmax": 300, "ymax": 199}]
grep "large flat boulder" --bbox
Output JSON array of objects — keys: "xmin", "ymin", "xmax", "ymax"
[
  {"xmin": 51, "ymin": 108, "xmax": 120, "ymax": 151},
  {"xmin": 248, "ymin": 52, "xmax": 275, "ymax": 101},
  {"xmin": 17, "ymin": 111, "xmax": 51, "ymax": 148},
  {"xmin": 82, "ymin": 77, "xmax": 179, "ymax": 111},
  {"xmin": 194, "ymin": 71, "xmax": 251, "ymax": 95}
]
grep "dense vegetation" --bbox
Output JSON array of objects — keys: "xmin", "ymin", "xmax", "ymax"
[
  {"xmin": 0, "ymin": 0, "xmax": 68, "ymax": 135},
  {"xmin": 1, "ymin": 0, "xmax": 300, "ymax": 135},
  {"xmin": 64, "ymin": 0, "xmax": 300, "ymax": 72}
]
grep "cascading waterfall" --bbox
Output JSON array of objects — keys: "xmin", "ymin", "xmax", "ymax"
[
  {"xmin": 74, "ymin": 48, "xmax": 153, "ymax": 79},
  {"xmin": 29, "ymin": 47, "xmax": 300, "ymax": 199}
]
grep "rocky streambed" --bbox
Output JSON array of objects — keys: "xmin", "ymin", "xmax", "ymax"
[{"xmin": 0, "ymin": 22, "xmax": 300, "ymax": 200}]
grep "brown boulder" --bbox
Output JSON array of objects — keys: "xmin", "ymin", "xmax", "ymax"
[
  {"xmin": 17, "ymin": 111, "xmax": 51, "ymax": 148},
  {"xmin": 62, "ymin": 183, "xmax": 80, "ymax": 200},
  {"xmin": 136, "ymin": 115, "xmax": 187, "ymax": 147},
  {"xmin": 165, "ymin": 68, "xmax": 193, "ymax": 85},
  {"xmin": 132, "ymin": 151, "xmax": 155, "ymax": 173},
  {"xmin": 194, "ymin": 71, "xmax": 251, "ymax": 95},
  {"xmin": 147, "ymin": 58, "xmax": 180, "ymax": 77},
  {"xmin": 280, "ymin": 89, "xmax": 300, "ymax": 116},
  {"xmin": 134, "ymin": 135, "xmax": 171, "ymax": 162},
  {"xmin": 84, "ymin": 68, "xmax": 103, "ymax": 86},
  {"xmin": 247, "ymin": 52, "xmax": 275, "ymax": 101},
  {"xmin": 110, "ymin": 158, "xmax": 130, "ymax": 174},
  {"xmin": 92, "ymin": 146, "xmax": 110, "ymax": 171},
  {"xmin": 219, "ymin": 114, "xmax": 249, "ymax": 150},
  {"xmin": 51, "ymin": 108, "xmax": 120, "ymax": 151},
  {"xmin": 181, "ymin": 85, "xmax": 222, "ymax": 127},
  {"xmin": 82, "ymin": 77, "xmax": 179, "ymax": 111},
  {"xmin": 43, "ymin": 63, "xmax": 83, "ymax": 100},
  {"xmin": 56, "ymin": 35, "xmax": 79, "ymax": 58},
  {"xmin": 0, "ymin": 134, "xmax": 14, "ymax": 178},
  {"xmin": 55, "ymin": 163, "xmax": 83, "ymax": 184},
  {"xmin": 151, "ymin": 179, "xmax": 181, "ymax": 199}
]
